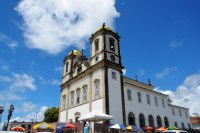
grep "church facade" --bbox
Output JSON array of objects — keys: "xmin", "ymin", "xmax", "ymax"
[{"xmin": 59, "ymin": 24, "xmax": 191, "ymax": 129}]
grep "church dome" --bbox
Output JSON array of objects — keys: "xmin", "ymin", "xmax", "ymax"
[
  {"xmin": 96, "ymin": 25, "xmax": 112, "ymax": 32},
  {"xmin": 68, "ymin": 49, "xmax": 81, "ymax": 56}
]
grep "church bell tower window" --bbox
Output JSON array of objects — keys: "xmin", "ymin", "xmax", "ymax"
[
  {"xmin": 94, "ymin": 39, "xmax": 99, "ymax": 52},
  {"xmin": 94, "ymin": 79, "xmax": 100, "ymax": 98},
  {"xmin": 66, "ymin": 62, "xmax": 69, "ymax": 73},
  {"xmin": 109, "ymin": 38, "xmax": 115, "ymax": 52}
]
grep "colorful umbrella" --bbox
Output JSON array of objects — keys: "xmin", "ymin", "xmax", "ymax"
[
  {"xmin": 56, "ymin": 124, "xmax": 65, "ymax": 133},
  {"xmin": 11, "ymin": 126, "xmax": 25, "ymax": 131},
  {"xmin": 145, "ymin": 126, "xmax": 153, "ymax": 130},
  {"xmin": 109, "ymin": 124, "xmax": 125, "ymax": 129},
  {"xmin": 126, "ymin": 125, "xmax": 132, "ymax": 130},
  {"xmin": 156, "ymin": 127, "xmax": 167, "ymax": 132},
  {"xmin": 65, "ymin": 123, "xmax": 76, "ymax": 128},
  {"xmin": 33, "ymin": 122, "xmax": 55, "ymax": 130},
  {"xmin": 167, "ymin": 126, "xmax": 179, "ymax": 130},
  {"xmin": 132, "ymin": 126, "xmax": 138, "ymax": 131}
]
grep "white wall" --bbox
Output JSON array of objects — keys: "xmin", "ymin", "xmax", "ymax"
[
  {"xmin": 60, "ymin": 111, "xmax": 67, "ymax": 122},
  {"xmin": 108, "ymin": 68, "xmax": 123, "ymax": 124}
]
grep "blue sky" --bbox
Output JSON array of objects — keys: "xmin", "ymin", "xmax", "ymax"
[{"xmin": 0, "ymin": 0, "xmax": 200, "ymax": 126}]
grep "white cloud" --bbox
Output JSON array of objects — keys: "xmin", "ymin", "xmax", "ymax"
[
  {"xmin": 54, "ymin": 66, "xmax": 62, "ymax": 73},
  {"xmin": 155, "ymin": 72, "xmax": 200, "ymax": 115},
  {"xmin": 139, "ymin": 69, "xmax": 145, "ymax": 75},
  {"xmin": 0, "ymin": 33, "xmax": 18, "ymax": 50},
  {"xmin": 169, "ymin": 40, "xmax": 183, "ymax": 49},
  {"xmin": 10, "ymin": 73, "xmax": 36, "ymax": 91},
  {"xmin": 0, "ymin": 65, "xmax": 9, "ymax": 71},
  {"xmin": 15, "ymin": 0, "xmax": 120, "ymax": 54},
  {"xmin": 156, "ymin": 67, "xmax": 177, "ymax": 79},
  {"xmin": 0, "ymin": 75, "xmax": 11, "ymax": 82},
  {"xmin": 52, "ymin": 79, "xmax": 61, "ymax": 86},
  {"xmin": 0, "ymin": 73, "xmax": 36, "ymax": 102},
  {"xmin": 11, "ymin": 106, "xmax": 48, "ymax": 122}
]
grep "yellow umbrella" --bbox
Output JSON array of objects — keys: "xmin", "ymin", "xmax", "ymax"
[
  {"xmin": 33, "ymin": 122, "xmax": 55, "ymax": 130},
  {"xmin": 126, "ymin": 125, "xmax": 132, "ymax": 130}
]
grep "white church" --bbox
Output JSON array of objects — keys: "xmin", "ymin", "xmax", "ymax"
[{"xmin": 59, "ymin": 24, "xmax": 191, "ymax": 129}]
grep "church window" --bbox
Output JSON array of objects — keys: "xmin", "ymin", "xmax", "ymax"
[
  {"xmin": 66, "ymin": 62, "xmax": 69, "ymax": 73},
  {"xmin": 112, "ymin": 71, "xmax": 116, "ymax": 79},
  {"xmin": 164, "ymin": 116, "xmax": 169, "ymax": 127},
  {"xmin": 172, "ymin": 108, "xmax": 175, "ymax": 116},
  {"xmin": 137, "ymin": 92, "xmax": 142, "ymax": 103},
  {"xmin": 82, "ymin": 85, "xmax": 87, "ymax": 103},
  {"xmin": 146, "ymin": 94, "xmax": 150, "ymax": 105},
  {"xmin": 174, "ymin": 121, "xmax": 178, "ymax": 127},
  {"xmin": 157, "ymin": 115, "xmax": 162, "ymax": 127},
  {"xmin": 179, "ymin": 109, "xmax": 182, "ymax": 117},
  {"xmin": 76, "ymin": 88, "xmax": 80, "ymax": 104},
  {"xmin": 148, "ymin": 115, "xmax": 154, "ymax": 127},
  {"xmin": 128, "ymin": 112, "xmax": 135, "ymax": 125},
  {"xmin": 94, "ymin": 39, "xmax": 99, "ymax": 52},
  {"xmin": 70, "ymin": 91, "xmax": 74, "ymax": 107},
  {"xmin": 127, "ymin": 89, "xmax": 132, "ymax": 101},
  {"xmin": 182, "ymin": 122, "xmax": 185, "ymax": 129},
  {"xmin": 77, "ymin": 66, "xmax": 82, "ymax": 74},
  {"xmin": 109, "ymin": 38, "xmax": 115, "ymax": 52},
  {"xmin": 62, "ymin": 95, "xmax": 66, "ymax": 110},
  {"xmin": 95, "ymin": 56, "xmax": 99, "ymax": 62},
  {"xmin": 110, "ymin": 54, "xmax": 115, "ymax": 62},
  {"xmin": 155, "ymin": 96, "xmax": 158, "ymax": 106},
  {"xmin": 139, "ymin": 113, "xmax": 145, "ymax": 128},
  {"xmin": 94, "ymin": 79, "xmax": 100, "ymax": 98},
  {"xmin": 161, "ymin": 98, "xmax": 165, "ymax": 108}
]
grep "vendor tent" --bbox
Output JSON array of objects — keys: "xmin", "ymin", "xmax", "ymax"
[{"xmin": 78, "ymin": 111, "xmax": 113, "ymax": 122}]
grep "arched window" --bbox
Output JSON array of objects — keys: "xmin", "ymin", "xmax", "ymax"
[
  {"xmin": 82, "ymin": 85, "xmax": 87, "ymax": 103},
  {"xmin": 76, "ymin": 88, "xmax": 81, "ymax": 104},
  {"xmin": 94, "ymin": 39, "xmax": 99, "ymax": 52},
  {"xmin": 164, "ymin": 116, "xmax": 169, "ymax": 127},
  {"xmin": 139, "ymin": 113, "xmax": 145, "ymax": 128},
  {"xmin": 62, "ymin": 95, "xmax": 66, "ymax": 110},
  {"xmin": 148, "ymin": 115, "xmax": 154, "ymax": 127},
  {"xmin": 94, "ymin": 79, "xmax": 100, "ymax": 98},
  {"xmin": 157, "ymin": 116, "xmax": 162, "ymax": 127},
  {"xmin": 181, "ymin": 122, "xmax": 185, "ymax": 129},
  {"xmin": 109, "ymin": 38, "xmax": 115, "ymax": 52},
  {"xmin": 70, "ymin": 91, "xmax": 74, "ymax": 107},
  {"xmin": 128, "ymin": 112, "xmax": 136, "ymax": 125}
]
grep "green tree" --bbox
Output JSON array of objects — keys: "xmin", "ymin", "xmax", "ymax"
[{"xmin": 43, "ymin": 107, "xmax": 59, "ymax": 123}]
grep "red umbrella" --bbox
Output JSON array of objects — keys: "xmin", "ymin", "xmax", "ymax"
[
  {"xmin": 65, "ymin": 123, "xmax": 76, "ymax": 128},
  {"xmin": 11, "ymin": 126, "xmax": 25, "ymax": 131},
  {"xmin": 145, "ymin": 126, "xmax": 153, "ymax": 130}
]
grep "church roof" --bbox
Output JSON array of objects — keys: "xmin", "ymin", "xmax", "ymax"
[
  {"xmin": 68, "ymin": 49, "xmax": 81, "ymax": 56},
  {"xmin": 96, "ymin": 25, "xmax": 112, "ymax": 32}
]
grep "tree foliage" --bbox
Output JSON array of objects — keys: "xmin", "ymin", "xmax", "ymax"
[{"xmin": 43, "ymin": 107, "xmax": 59, "ymax": 123}]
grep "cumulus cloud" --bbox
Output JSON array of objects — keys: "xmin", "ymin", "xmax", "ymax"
[
  {"xmin": 169, "ymin": 40, "xmax": 183, "ymax": 49},
  {"xmin": 11, "ymin": 73, "xmax": 36, "ymax": 91},
  {"xmin": 155, "ymin": 72, "xmax": 200, "ymax": 115},
  {"xmin": 0, "ymin": 33, "xmax": 18, "ymax": 50},
  {"xmin": 156, "ymin": 67, "xmax": 177, "ymax": 79},
  {"xmin": 0, "ymin": 73, "xmax": 36, "ymax": 102},
  {"xmin": 11, "ymin": 105, "xmax": 48, "ymax": 122},
  {"xmin": 15, "ymin": 0, "xmax": 120, "ymax": 54}
]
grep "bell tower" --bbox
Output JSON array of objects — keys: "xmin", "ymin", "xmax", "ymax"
[
  {"xmin": 90, "ymin": 23, "xmax": 126, "ymax": 124},
  {"xmin": 90, "ymin": 23, "xmax": 122, "ymax": 66}
]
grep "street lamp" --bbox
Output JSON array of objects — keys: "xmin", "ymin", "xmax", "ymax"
[
  {"xmin": 0, "ymin": 105, "xmax": 4, "ymax": 123},
  {"xmin": 5, "ymin": 104, "xmax": 14, "ymax": 131}
]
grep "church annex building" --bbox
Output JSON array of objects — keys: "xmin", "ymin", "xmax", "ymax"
[{"xmin": 59, "ymin": 24, "xmax": 191, "ymax": 129}]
